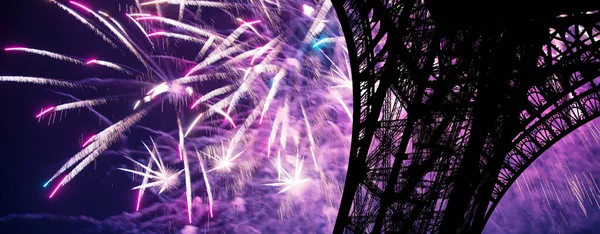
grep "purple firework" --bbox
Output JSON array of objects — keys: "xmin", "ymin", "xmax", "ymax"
[{"xmin": 1, "ymin": 0, "xmax": 351, "ymax": 232}]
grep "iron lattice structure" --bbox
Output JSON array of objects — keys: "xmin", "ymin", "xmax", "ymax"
[{"xmin": 332, "ymin": 0, "xmax": 600, "ymax": 233}]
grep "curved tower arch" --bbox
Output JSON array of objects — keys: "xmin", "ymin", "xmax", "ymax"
[{"xmin": 332, "ymin": 0, "xmax": 600, "ymax": 233}]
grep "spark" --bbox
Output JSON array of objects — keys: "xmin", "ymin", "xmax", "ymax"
[
  {"xmin": 36, "ymin": 99, "xmax": 111, "ymax": 118},
  {"xmin": 141, "ymin": 0, "xmax": 233, "ymax": 8},
  {"xmin": 81, "ymin": 135, "xmax": 96, "ymax": 148},
  {"xmin": 136, "ymin": 16, "xmax": 222, "ymax": 39},
  {"xmin": 312, "ymin": 37, "xmax": 334, "ymax": 48},
  {"xmin": 119, "ymin": 158, "xmax": 182, "ymax": 194},
  {"xmin": 189, "ymin": 98, "xmax": 204, "ymax": 110},
  {"xmin": 126, "ymin": 14, "xmax": 151, "ymax": 38},
  {"xmin": 140, "ymin": 0, "xmax": 166, "ymax": 5},
  {"xmin": 212, "ymin": 106, "xmax": 236, "ymax": 128},
  {"xmin": 148, "ymin": 82, "xmax": 169, "ymax": 98},
  {"xmin": 133, "ymin": 100, "xmax": 141, "ymax": 110},
  {"xmin": 119, "ymin": 161, "xmax": 182, "ymax": 193},
  {"xmin": 36, "ymin": 107, "xmax": 56, "ymax": 118},
  {"xmin": 51, "ymin": 1, "xmax": 117, "ymax": 48},
  {"xmin": 135, "ymin": 156, "xmax": 153, "ymax": 211},
  {"xmin": 236, "ymin": 18, "xmax": 262, "ymax": 36},
  {"xmin": 5, "ymin": 47, "xmax": 84, "ymax": 65},
  {"xmin": 302, "ymin": 4, "xmax": 315, "ymax": 16},
  {"xmin": 259, "ymin": 70, "xmax": 286, "ymax": 124},
  {"xmin": 265, "ymin": 154, "xmax": 311, "ymax": 194},
  {"xmin": 119, "ymin": 139, "xmax": 182, "ymax": 211},
  {"xmin": 86, "ymin": 59, "xmax": 132, "ymax": 74},
  {"xmin": 70, "ymin": 1, "xmax": 149, "ymax": 67},
  {"xmin": 337, "ymin": 96, "xmax": 353, "ymax": 121},
  {"xmin": 69, "ymin": 1, "xmax": 93, "ymax": 13},
  {"xmin": 301, "ymin": 105, "xmax": 319, "ymax": 172},
  {"xmin": 197, "ymin": 151, "xmax": 214, "ymax": 217},
  {"xmin": 202, "ymin": 141, "xmax": 243, "ymax": 173},
  {"xmin": 127, "ymin": 13, "xmax": 152, "ymax": 17},
  {"xmin": 148, "ymin": 31, "xmax": 206, "ymax": 43},
  {"xmin": 49, "ymin": 176, "xmax": 68, "ymax": 198},
  {"xmin": 177, "ymin": 116, "xmax": 193, "ymax": 223},
  {"xmin": 0, "ymin": 76, "xmax": 79, "ymax": 88},
  {"xmin": 184, "ymin": 113, "xmax": 203, "ymax": 137}
]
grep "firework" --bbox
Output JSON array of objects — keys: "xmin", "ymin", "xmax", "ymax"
[
  {"xmin": 487, "ymin": 120, "xmax": 600, "ymax": 233},
  {"xmin": 3, "ymin": 0, "xmax": 351, "ymax": 231}
]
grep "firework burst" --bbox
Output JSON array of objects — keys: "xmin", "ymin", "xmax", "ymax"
[{"xmin": 2, "ymin": 0, "xmax": 351, "ymax": 230}]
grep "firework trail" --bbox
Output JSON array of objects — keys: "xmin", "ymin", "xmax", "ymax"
[
  {"xmin": 0, "ymin": 76, "xmax": 80, "ymax": 88},
  {"xmin": 86, "ymin": 59, "xmax": 133, "ymax": 74},
  {"xmin": 4, "ymin": 47, "xmax": 84, "ymax": 65},
  {"xmin": 2, "ymin": 0, "xmax": 351, "ymax": 231},
  {"xmin": 35, "ymin": 98, "xmax": 113, "ymax": 118},
  {"xmin": 119, "ymin": 140, "xmax": 183, "ymax": 199},
  {"xmin": 486, "ymin": 120, "xmax": 600, "ymax": 233},
  {"xmin": 196, "ymin": 151, "xmax": 214, "ymax": 217}
]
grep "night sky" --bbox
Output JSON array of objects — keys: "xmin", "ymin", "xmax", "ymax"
[
  {"xmin": 0, "ymin": 0, "xmax": 146, "ymax": 233},
  {"xmin": 1, "ymin": 1, "xmax": 600, "ymax": 234}
]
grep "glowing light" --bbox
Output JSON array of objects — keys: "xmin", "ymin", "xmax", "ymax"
[
  {"xmin": 127, "ymin": 13, "xmax": 152, "ymax": 17},
  {"xmin": 302, "ymin": 4, "xmax": 315, "ymax": 16},
  {"xmin": 184, "ymin": 113, "xmax": 203, "ymax": 137},
  {"xmin": 197, "ymin": 152, "xmax": 214, "ymax": 218},
  {"xmin": 312, "ymin": 38, "xmax": 332, "ymax": 48},
  {"xmin": 69, "ymin": 1, "xmax": 94, "ymax": 13},
  {"xmin": 140, "ymin": 0, "xmax": 166, "ymax": 5},
  {"xmin": 133, "ymin": 100, "xmax": 141, "ymax": 110},
  {"xmin": 265, "ymin": 156, "xmax": 311, "ymax": 194},
  {"xmin": 147, "ymin": 31, "xmax": 166, "ymax": 37},
  {"xmin": 203, "ymin": 142, "xmax": 243, "ymax": 173},
  {"xmin": 147, "ymin": 82, "xmax": 169, "ymax": 99},
  {"xmin": 185, "ymin": 86, "xmax": 193, "ymax": 95},
  {"xmin": 236, "ymin": 18, "xmax": 262, "ymax": 34},
  {"xmin": 81, "ymin": 135, "xmax": 96, "ymax": 147},
  {"xmin": 4, "ymin": 47, "xmax": 27, "ymax": 51},
  {"xmin": 49, "ymin": 176, "xmax": 67, "ymax": 198},
  {"xmin": 36, "ymin": 107, "xmax": 55, "ymax": 118},
  {"xmin": 338, "ymin": 97, "xmax": 353, "ymax": 121},
  {"xmin": 190, "ymin": 98, "xmax": 203, "ymax": 109}
]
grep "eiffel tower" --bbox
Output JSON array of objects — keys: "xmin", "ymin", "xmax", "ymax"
[{"xmin": 332, "ymin": 0, "xmax": 600, "ymax": 233}]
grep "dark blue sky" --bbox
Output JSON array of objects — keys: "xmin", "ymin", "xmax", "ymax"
[{"xmin": 0, "ymin": 1, "xmax": 137, "ymax": 233}]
